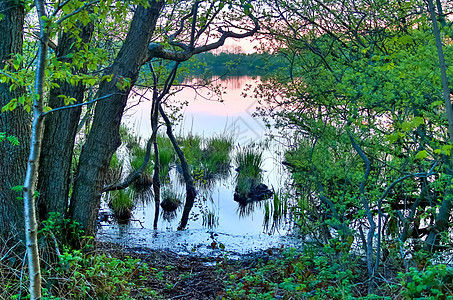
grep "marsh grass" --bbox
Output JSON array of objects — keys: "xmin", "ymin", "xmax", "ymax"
[
  {"xmin": 235, "ymin": 146, "xmax": 263, "ymax": 180},
  {"xmin": 120, "ymin": 124, "xmax": 141, "ymax": 149},
  {"xmin": 176, "ymin": 133, "xmax": 233, "ymax": 185},
  {"xmin": 234, "ymin": 145, "xmax": 264, "ymax": 200},
  {"xmin": 108, "ymin": 188, "xmax": 135, "ymax": 222},
  {"xmin": 129, "ymin": 144, "xmax": 154, "ymax": 192},
  {"xmin": 179, "ymin": 134, "xmax": 203, "ymax": 165},
  {"xmin": 105, "ymin": 152, "xmax": 123, "ymax": 185},
  {"xmin": 157, "ymin": 135, "xmax": 177, "ymax": 181},
  {"xmin": 202, "ymin": 134, "xmax": 233, "ymax": 175},
  {"xmin": 160, "ymin": 188, "xmax": 183, "ymax": 212}
]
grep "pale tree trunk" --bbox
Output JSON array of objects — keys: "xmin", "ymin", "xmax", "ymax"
[
  {"xmin": 23, "ymin": 0, "xmax": 50, "ymax": 297},
  {"xmin": 37, "ymin": 20, "xmax": 94, "ymax": 221},
  {"xmin": 0, "ymin": 0, "xmax": 30, "ymax": 241},
  {"xmin": 69, "ymin": 1, "xmax": 164, "ymax": 236},
  {"xmin": 426, "ymin": 0, "xmax": 453, "ymax": 250}
]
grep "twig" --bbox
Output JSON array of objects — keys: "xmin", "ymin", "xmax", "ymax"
[
  {"xmin": 41, "ymin": 93, "xmax": 123, "ymax": 117},
  {"xmin": 171, "ymin": 292, "xmax": 192, "ymax": 299},
  {"xmin": 55, "ymin": 0, "xmax": 101, "ymax": 25}
]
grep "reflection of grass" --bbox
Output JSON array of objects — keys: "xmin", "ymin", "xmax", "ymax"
[
  {"xmin": 234, "ymin": 145, "xmax": 264, "ymax": 199},
  {"xmin": 263, "ymin": 192, "xmax": 287, "ymax": 233},
  {"xmin": 108, "ymin": 189, "xmax": 134, "ymax": 221},
  {"xmin": 202, "ymin": 210, "xmax": 219, "ymax": 229}
]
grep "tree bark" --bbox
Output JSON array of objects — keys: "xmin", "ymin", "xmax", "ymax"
[
  {"xmin": 37, "ymin": 19, "xmax": 94, "ymax": 221},
  {"xmin": 69, "ymin": 1, "xmax": 164, "ymax": 236},
  {"xmin": 0, "ymin": 0, "xmax": 30, "ymax": 241}
]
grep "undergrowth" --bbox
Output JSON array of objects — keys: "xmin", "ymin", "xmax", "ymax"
[{"xmin": 3, "ymin": 218, "xmax": 453, "ymax": 299}]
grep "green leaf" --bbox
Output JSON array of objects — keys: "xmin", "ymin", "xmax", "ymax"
[
  {"xmin": 7, "ymin": 136, "xmax": 19, "ymax": 146},
  {"xmin": 11, "ymin": 185, "xmax": 24, "ymax": 192},
  {"xmin": 415, "ymin": 150, "xmax": 427, "ymax": 160},
  {"xmin": 386, "ymin": 133, "xmax": 399, "ymax": 143},
  {"xmin": 413, "ymin": 116, "xmax": 424, "ymax": 127},
  {"xmin": 401, "ymin": 121, "xmax": 411, "ymax": 131}
]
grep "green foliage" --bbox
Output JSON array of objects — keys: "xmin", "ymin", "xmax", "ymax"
[
  {"xmin": 221, "ymin": 247, "xmax": 360, "ymax": 299},
  {"xmin": 399, "ymin": 264, "xmax": 453, "ymax": 299},
  {"xmin": 39, "ymin": 212, "xmax": 85, "ymax": 247},
  {"xmin": 185, "ymin": 52, "xmax": 285, "ymax": 77},
  {"xmin": 0, "ymin": 132, "xmax": 19, "ymax": 145}
]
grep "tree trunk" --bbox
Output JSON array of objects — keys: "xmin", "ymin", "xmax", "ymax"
[
  {"xmin": 426, "ymin": 0, "xmax": 453, "ymax": 251},
  {"xmin": 69, "ymin": 1, "xmax": 164, "ymax": 236},
  {"xmin": 37, "ymin": 20, "xmax": 94, "ymax": 221},
  {"xmin": 151, "ymin": 82, "xmax": 161, "ymax": 229},
  {"xmin": 159, "ymin": 104, "xmax": 197, "ymax": 230},
  {"xmin": 23, "ymin": 0, "xmax": 50, "ymax": 297},
  {"xmin": 0, "ymin": 0, "xmax": 29, "ymax": 241}
]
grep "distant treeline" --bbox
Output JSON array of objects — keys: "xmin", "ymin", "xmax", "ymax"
[{"xmin": 186, "ymin": 52, "xmax": 285, "ymax": 77}]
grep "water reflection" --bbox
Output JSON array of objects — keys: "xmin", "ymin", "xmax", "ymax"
[{"xmin": 99, "ymin": 76, "xmax": 297, "ymax": 254}]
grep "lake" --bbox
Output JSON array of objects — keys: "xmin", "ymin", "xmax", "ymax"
[{"xmin": 97, "ymin": 76, "xmax": 302, "ymax": 256}]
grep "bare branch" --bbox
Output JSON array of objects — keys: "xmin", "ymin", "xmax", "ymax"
[
  {"xmin": 147, "ymin": 13, "xmax": 259, "ymax": 62},
  {"xmin": 41, "ymin": 93, "xmax": 124, "ymax": 118}
]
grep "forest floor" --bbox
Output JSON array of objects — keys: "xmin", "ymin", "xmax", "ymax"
[{"xmin": 97, "ymin": 242, "xmax": 277, "ymax": 300}]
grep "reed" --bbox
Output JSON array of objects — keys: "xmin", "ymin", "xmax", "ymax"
[
  {"xmin": 203, "ymin": 134, "xmax": 233, "ymax": 174},
  {"xmin": 108, "ymin": 189, "xmax": 134, "ymax": 222},
  {"xmin": 234, "ymin": 145, "xmax": 264, "ymax": 199},
  {"xmin": 160, "ymin": 188, "xmax": 182, "ymax": 212}
]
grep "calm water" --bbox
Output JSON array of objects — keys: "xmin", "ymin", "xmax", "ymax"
[{"xmin": 97, "ymin": 76, "xmax": 302, "ymax": 256}]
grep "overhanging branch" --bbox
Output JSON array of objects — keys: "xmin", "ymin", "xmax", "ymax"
[{"xmin": 146, "ymin": 13, "xmax": 259, "ymax": 62}]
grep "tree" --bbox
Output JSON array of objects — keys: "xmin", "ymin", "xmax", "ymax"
[
  {"xmin": 37, "ymin": 14, "xmax": 94, "ymax": 221},
  {"xmin": 68, "ymin": 1, "xmax": 165, "ymax": 236},
  {"xmin": 425, "ymin": 0, "xmax": 453, "ymax": 250},
  {"xmin": 0, "ymin": 0, "xmax": 30, "ymax": 241},
  {"xmin": 257, "ymin": 0, "xmax": 452, "ymax": 289}
]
